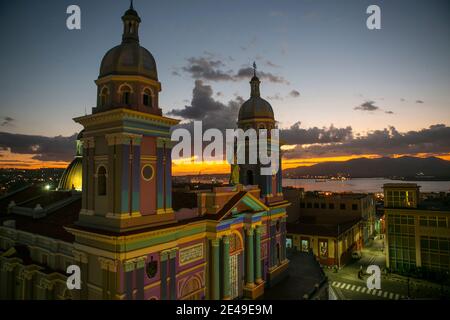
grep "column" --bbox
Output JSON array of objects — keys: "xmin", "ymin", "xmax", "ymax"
[
  {"xmin": 99, "ymin": 257, "xmax": 110, "ymax": 300},
  {"xmin": 254, "ymin": 226, "xmax": 262, "ymax": 283},
  {"xmin": 221, "ymin": 235, "xmax": 230, "ymax": 299},
  {"xmin": 123, "ymin": 260, "xmax": 135, "ymax": 300},
  {"xmin": 131, "ymin": 137, "xmax": 142, "ymax": 215},
  {"xmin": 210, "ymin": 239, "xmax": 220, "ymax": 299},
  {"xmin": 270, "ymin": 222, "xmax": 276, "ymax": 268},
  {"xmin": 39, "ymin": 278, "xmax": 54, "ymax": 300},
  {"xmin": 160, "ymin": 251, "xmax": 168, "ymax": 300},
  {"xmin": 169, "ymin": 249, "xmax": 177, "ymax": 300},
  {"xmin": 164, "ymin": 145, "xmax": 172, "ymax": 211},
  {"xmin": 245, "ymin": 228, "xmax": 255, "ymax": 285},
  {"xmin": 135, "ymin": 257, "xmax": 146, "ymax": 300}
]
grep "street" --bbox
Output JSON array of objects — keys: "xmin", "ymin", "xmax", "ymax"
[{"xmin": 325, "ymin": 237, "xmax": 450, "ymax": 300}]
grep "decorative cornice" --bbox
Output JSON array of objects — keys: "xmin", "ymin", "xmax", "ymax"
[
  {"xmin": 73, "ymin": 108, "xmax": 180, "ymax": 128},
  {"xmin": 105, "ymin": 132, "xmax": 143, "ymax": 146}
]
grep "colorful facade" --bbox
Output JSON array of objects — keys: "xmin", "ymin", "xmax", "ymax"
[{"xmin": 0, "ymin": 4, "xmax": 289, "ymax": 300}]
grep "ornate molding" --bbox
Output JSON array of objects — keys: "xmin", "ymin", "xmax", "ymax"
[{"xmin": 105, "ymin": 132, "xmax": 143, "ymax": 146}]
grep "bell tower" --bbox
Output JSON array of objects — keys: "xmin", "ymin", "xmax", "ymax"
[
  {"xmin": 236, "ymin": 63, "xmax": 283, "ymax": 202},
  {"xmin": 94, "ymin": 1, "xmax": 162, "ymax": 117},
  {"xmin": 73, "ymin": 4, "xmax": 179, "ymax": 232}
]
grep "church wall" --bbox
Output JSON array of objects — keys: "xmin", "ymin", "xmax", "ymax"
[{"xmin": 140, "ymin": 136, "xmax": 157, "ymax": 215}]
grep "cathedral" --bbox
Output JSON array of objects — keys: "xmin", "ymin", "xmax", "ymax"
[{"xmin": 0, "ymin": 4, "xmax": 289, "ymax": 300}]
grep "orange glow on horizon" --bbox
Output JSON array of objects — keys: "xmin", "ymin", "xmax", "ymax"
[{"xmin": 1, "ymin": 150, "xmax": 450, "ymax": 175}]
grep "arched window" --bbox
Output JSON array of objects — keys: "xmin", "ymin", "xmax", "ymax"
[
  {"xmin": 120, "ymin": 85, "xmax": 132, "ymax": 105},
  {"xmin": 180, "ymin": 277, "xmax": 202, "ymax": 300},
  {"xmin": 142, "ymin": 88, "xmax": 153, "ymax": 107},
  {"xmin": 99, "ymin": 87, "xmax": 109, "ymax": 107},
  {"xmin": 97, "ymin": 166, "xmax": 107, "ymax": 196}
]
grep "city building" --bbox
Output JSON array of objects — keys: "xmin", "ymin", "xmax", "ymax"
[
  {"xmin": 0, "ymin": 4, "xmax": 289, "ymax": 300},
  {"xmin": 384, "ymin": 183, "xmax": 450, "ymax": 277},
  {"xmin": 284, "ymin": 187, "xmax": 375, "ymax": 243},
  {"xmin": 286, "ymin": 217, "xmax": 362, "ymax": 268}
]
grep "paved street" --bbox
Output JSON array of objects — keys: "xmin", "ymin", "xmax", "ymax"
[{"xmin": 325, "ymin": 237, "xmax": 450, "ymax": 300}]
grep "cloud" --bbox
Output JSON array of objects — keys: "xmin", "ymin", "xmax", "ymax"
[
  {"xmin": 0, "ymin": 132, "xmax": 77, "ymax": 161},
  {"xmin": 280, "ymin": 122, "xmax": 353, "ymax": 145},
  {"xmin": 283, "ymin": 124, "xmax": 450, "ymax": 159},
  {"xmin": 289, "ymin": 90, "xmax": 300, "ymax": 98},
  {"xmin": 266, "ymin": 60, "xmax": 280, "ymax": 68},
  {"xmin": 234, "ymin": 67, "xmax": 289, "ymax": 84},
  {"xmin": 267, "ymin": 93, "xmax": 283, "ymax": 101},
  {"xmin": 354, "ymin": 101, "xmax": 380, "ymax": 112},
  {"xmin": 179, "ymin": 56, "xmax": 289, "ymax": 84},
  {"xmin": 168, "ymin": 80, "xmax": 242, "ymax": 132},
  {"xmin": 416, "ymin": 100, "xmax": 424, "ymax": 104},
  {"xmin": 400, "ymin": 98, "xmax": 406, "ymax": 102},
  {"xmin": 385, "ymin": 111, "xmax": 394, "ymax": 114},
  {"xmin": 1, "ymin": 117, "xmax": 15, "ymax": 127},
  {"xmin": 182, "ymin": 57, "xmax": 234, "ymax": 81}
]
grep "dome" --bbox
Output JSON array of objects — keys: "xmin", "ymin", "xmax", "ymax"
[
  {"xmin": 99, "ymin": 43, "xmax": 158, "ymax": 80},
  {"xmin": 58, "ymin": 156, "xmax": 82, "ymax": 191},
  {"xmin": 238, "ymin": 73, "xmax": 274, "ymax": 121},
  {"xmin": 238, "ymin": 96, "xmax": 274, "ymax": 121},
  {"xmin": 98, "ymin": 3, "xmax": 158, "ymax": 81}
]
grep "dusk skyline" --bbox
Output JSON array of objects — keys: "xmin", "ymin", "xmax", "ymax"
[{"xmin": 0, "ymin": 0, "xmax": 449, "ymax": 172}]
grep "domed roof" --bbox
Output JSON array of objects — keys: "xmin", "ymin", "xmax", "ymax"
[
  {"xmin": 238, "ymin": 72, "xmax": 274, "ymax": 121},
  {"xmin": 98, "ymin": 3, "xmax": 158, "ymax": 81},
  {"xmin": 99, "ymin": 43, "xmax": 158, "ymax": 80},
  {"xmin": 238, "ymin": 96, "xmax": 274, "ymax": 121},
  {"xmin": 58, "ymin": 156, "xmax": 82, "ymax": 191}
]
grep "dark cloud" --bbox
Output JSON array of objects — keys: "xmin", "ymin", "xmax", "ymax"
[
  {"xmin": 385, "ymin": 111, "xmax": 394, "ymax": 114},
  {"xmin": 180, "ymin": 56, "xmax": 289, "ymax": 84},
  {"xmin": 234, "ymin": 67, "xmax": 289, "ymax": 84},
  {"xmin": 266, "ymin": 61, "xmax": 280, "ymax": 68},
  {"xmin": 354, "ymin": 101, "xmax": 379, "ymax": 112},
  {"xmin": 280, "ymin": 122, "xmax": 353, "ymax": 146},
  {"xmin": 1, "ymin": 117, "xmax": 15, "ymax": 127},
  {"xmin": 182, "ymin": 57, "xmax": 234, "ymax": 81},
  {"xmin": 416, "ymin": 100, "xmax": 424, "ymax": 104},
  {"xmin": 289, "ymin": 90, "xmax": 300, "ymax": 98},
  {"xmin": 168, "ymin": 80, "xmax": 242, "ymax": 132},
  {"xmin": 283, "ymin": 124, "xmax": 450, "ymax": 159},
  {"xmin": 400, "ymin": 98, "xmax": 406, "ymax": 102},
  {"xmin": 0, "ymin": 132, "xmax": 77, "ymax": 161}
]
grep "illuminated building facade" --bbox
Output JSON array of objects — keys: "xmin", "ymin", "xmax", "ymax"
[
  {"xmin": 384, "ymin": 183, "xmax": 450, "ymax": 275},
  {"xmin": 0, "ymin": 4, "xmax": 289, "ymax": 300}
]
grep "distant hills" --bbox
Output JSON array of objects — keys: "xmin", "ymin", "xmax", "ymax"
[{"xmin": 283, "ymin": 156, "xmax": 450, "ymax": 179}]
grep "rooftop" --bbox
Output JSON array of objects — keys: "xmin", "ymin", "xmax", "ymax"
[
  {"xmin": 383, "ymin": 183, "xmax": 421, "ymax": 189},
  {"xmin": 287, "ymin": 218, "xmax": 361, "ymax": 238}
]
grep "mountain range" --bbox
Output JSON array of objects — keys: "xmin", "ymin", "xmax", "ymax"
[{"xmin": 283, "ymin": 156, "xmax": 450, "ymax": 179}]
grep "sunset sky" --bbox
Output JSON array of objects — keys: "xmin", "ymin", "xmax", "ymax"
[{"xmin": 0, "ymin": 0, "xmax": 449, "ymax": 174}]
